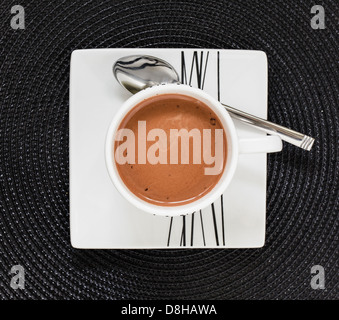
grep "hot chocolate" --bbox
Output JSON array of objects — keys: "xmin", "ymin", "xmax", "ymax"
[{"xmin": 113, "ymin": 93, "xmax": 227, "ymax": 206}]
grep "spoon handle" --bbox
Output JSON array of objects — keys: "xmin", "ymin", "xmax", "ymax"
[{"xmin": 222, "ymin": 103, "xmax": 315, "ymax": 151}]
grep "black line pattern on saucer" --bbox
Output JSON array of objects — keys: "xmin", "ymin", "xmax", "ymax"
[
  {"xmin": 217, "ymin": 52, "xmax": 226, "ymax": 246},
  {"xmin": 221, "ymin": 194, "xmax": 225, "ymax": 246},
  {"xmin": 217, "ymin": 51, "xmax": 220, "ymax": 101},
  {"xmin": 190, "ymin": 212, "xmax": 195, "ymax": 246},
  {"xmin": 200, "ymin": 210, "xmax": 206, "ymax": 246},
  {"xmin": 167, "ymin": 217, "xmax": 173, "ymax": 247},
  {"xmin": 211, "ymin": 203, "xmax": 219, "ymax": 246},
  {"xmin": 180, "ymin": 215, "xmax": 186, "ymax": 246},
  {"xmin": 168, "ymin": 50, "xmax": 224, "ymax": 247}
]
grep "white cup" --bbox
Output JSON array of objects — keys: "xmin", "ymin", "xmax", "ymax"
[{"xmin": 105, "ymin": 84, "xmax": 282, "ymax": 217}]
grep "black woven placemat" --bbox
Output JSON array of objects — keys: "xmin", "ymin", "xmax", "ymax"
[{"xmin": 0, "ymin": 0, "xmax": 338, "ymax": 299}]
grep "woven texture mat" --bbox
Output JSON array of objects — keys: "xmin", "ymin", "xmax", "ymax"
[{"xmin": 0, "ymin": 0, "xmax": 338, "ymax": 299}]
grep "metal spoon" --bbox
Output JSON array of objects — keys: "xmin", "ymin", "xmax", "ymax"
[{"xmin": 113, "ymin": 55, "xmax": 314, "ymax": 151}]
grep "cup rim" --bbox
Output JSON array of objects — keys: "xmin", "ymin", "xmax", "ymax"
[{"xmin": 105, "ymin": 84, "xmax": 239, "ymax": 216}]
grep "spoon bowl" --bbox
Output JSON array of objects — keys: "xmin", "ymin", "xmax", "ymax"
[{"xmin": 113, "ymin": 55, "xmax": 179, "ymax": 94}]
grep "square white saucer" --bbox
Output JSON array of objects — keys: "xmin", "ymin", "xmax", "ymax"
[{"xmin": 70, "ymin": 48, "xmax": 268, "ymax": 249}]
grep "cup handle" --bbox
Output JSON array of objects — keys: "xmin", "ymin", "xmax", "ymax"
[{"xmin": 238, "ymin": 136, "xmax": 283, "ymax": 154}]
